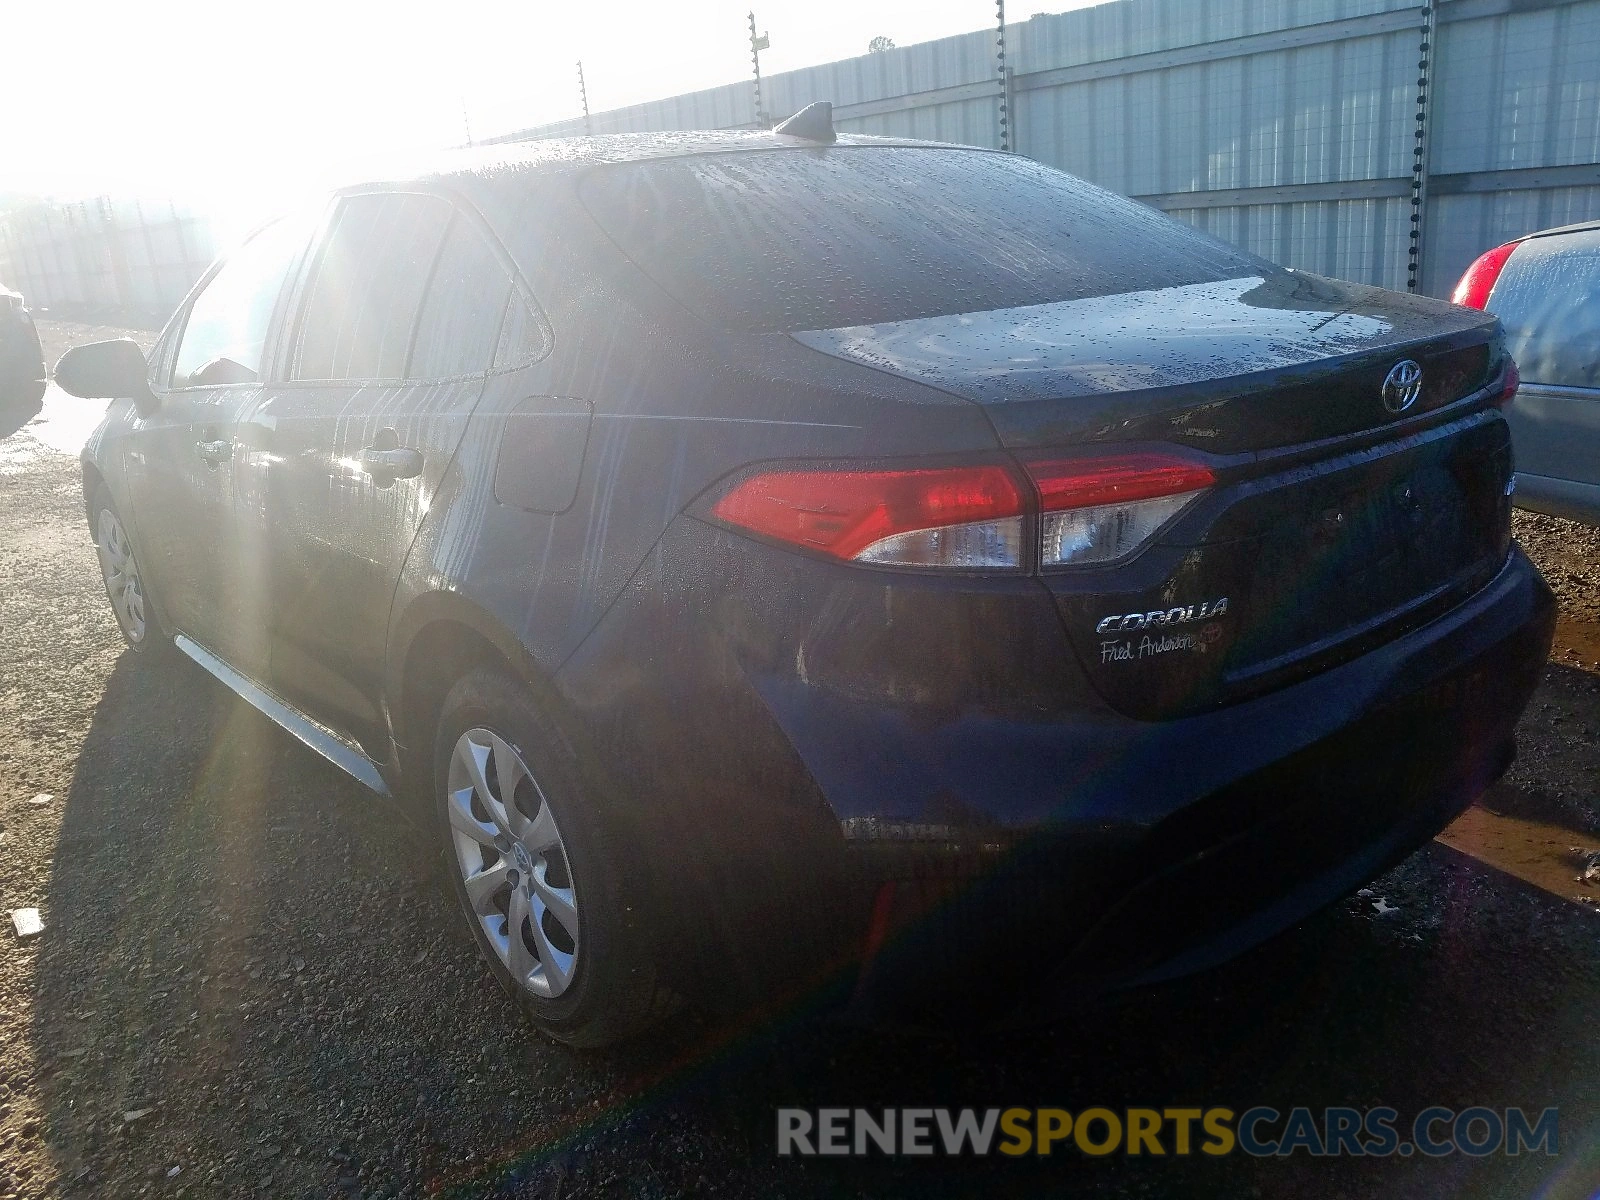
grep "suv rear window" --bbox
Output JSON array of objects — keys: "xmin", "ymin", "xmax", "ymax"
[
  {"xmin": 1489, "ymin": 228, "xmax": 1600, "ymax": 390},
  {"xmin": 579, "ymin": 147, "xmax": 1254, "ymax": 333}
]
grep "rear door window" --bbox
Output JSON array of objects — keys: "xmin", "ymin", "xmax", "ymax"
[
  {"xmin": 1489, "ymin": 229, "xmax": 1600, "ymax": 390},
  {"xmin": 293, "ymin": 193, "xmax": 452, "ymax": 381},
  {"xmin": 407, "ymin": 216, "xmax": 513, "ymax": 380}
]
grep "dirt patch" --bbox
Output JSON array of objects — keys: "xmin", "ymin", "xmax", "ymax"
[
  {"xmin": 1438, "ymin": 512, "xmax": 1600, "ymax": 900},
  {"xmin": 1515, "ymin": 509, "xmax": 1600, "ymax": 633},
  {"xmin": 1438, "ymin": 803, "xmax": 1600, "ymax": 909}
]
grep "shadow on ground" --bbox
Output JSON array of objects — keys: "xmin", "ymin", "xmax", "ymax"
[
  {"xmin": 26, "ymin": 650, "xmax": 1600, "ymax": 1198},
  {"xmin": 1490, "ymin": 661, "xmax": 1600, "ymax": 836}
]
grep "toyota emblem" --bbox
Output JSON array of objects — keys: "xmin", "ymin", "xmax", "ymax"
[{"xmin": 1382, "ymin": 359, "xmax": 1424, "ymax": 414}]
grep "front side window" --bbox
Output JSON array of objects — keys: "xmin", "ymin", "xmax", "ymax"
[
  {"xmin": 1490, "ymin": 229, "xmax": 1600, "ymax": 390},
  {"xmin": 171, "ymin": 217, "xmax": 312, "ymax": 388},
  {"xmin": 293, "ymin": 193, "xmax": 452, "ymax": 381}
]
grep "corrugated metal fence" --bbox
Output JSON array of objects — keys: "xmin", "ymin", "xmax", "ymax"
[
  {"xmin": 0, "ymin": 198, "xmax": 215, "ymax": 324},
  {"xmin": 489, "ymin": 0, "xmax": 1600, "ymax": 298}
]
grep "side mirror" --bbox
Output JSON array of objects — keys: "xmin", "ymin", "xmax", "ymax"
[{"xmin": 54, "ymin": 339, "xmax": 158, "ymax": 414}]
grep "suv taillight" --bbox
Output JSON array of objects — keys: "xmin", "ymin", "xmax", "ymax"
[
  {"xmin": 708, "ymin": 451, "xmax": 1214, "ymax": 571},
  {"xmin": 1451, "ymin": 241, "xmax": 1519, "ymax": 309}
]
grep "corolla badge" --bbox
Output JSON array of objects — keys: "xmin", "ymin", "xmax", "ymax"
[
  {"xmin": 1095, "ymin": 597, "xmax": 1228, "ymax": 634},
  {"xmin": 1381, "ymin": 359, "xmax": 1424, "ymax": 414}
]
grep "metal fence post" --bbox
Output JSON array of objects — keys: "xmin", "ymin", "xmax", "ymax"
[
  {"xmin": 995, "ymin": 0, "xmax": 1010, "ymax": 152},
  {"xmin": 578, "ymin": 60, "xmax": 592, "ymax": 136},
  {"xmin": 1408, "ymin": 4, "xmax": 1435, "ymax": 293}
]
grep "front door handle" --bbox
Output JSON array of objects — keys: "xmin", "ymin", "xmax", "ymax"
[
  {"xmin": 359, "ymin": 446, "xmax": 423, "ymax": 480},
  {"xmin": 196, "ymin": 438, "xmax": 232, "ymax": 466}
]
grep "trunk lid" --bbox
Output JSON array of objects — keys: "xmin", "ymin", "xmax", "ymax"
[
  {"xmin": 796, "ymin": 270, "xmax": 1511, "ymax": 719},
  {"xmin": 791, "ymin": 271, "xmax": 1498, "ymax": 452}
]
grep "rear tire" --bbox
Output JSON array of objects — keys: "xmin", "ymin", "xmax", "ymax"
[
  {"xmin": 90, "ymin": 487, "xmax": 171, "ymax": 657},
  {"xmin": 432, "ymin": 668, "xmax": 669, "ymax": 1047}
]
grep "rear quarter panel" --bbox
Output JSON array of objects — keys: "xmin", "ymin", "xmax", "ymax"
[{"xmin": 387, "ymin": 174, "xmax": 1001, "ymax": 709}]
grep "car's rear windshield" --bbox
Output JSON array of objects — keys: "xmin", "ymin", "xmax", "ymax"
[{"xmin": 578, "ymin": 146, "xmax": 1256, "ymax": 333}]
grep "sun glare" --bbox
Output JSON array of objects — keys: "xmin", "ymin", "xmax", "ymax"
[{"xmin": 2, "ymin": 0, "xmax": 1082, "ymax": 220}]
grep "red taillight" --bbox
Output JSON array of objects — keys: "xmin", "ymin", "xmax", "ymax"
[
  {"xmin": 1450, "ymin": 241, "xmax": 1519, "ymax": 309},
  {"xmin": 1022, "ymin": 452, "xmax": 1217, "ymax": 512},
  {"xmin": 708, "ymin": 451, "xmax": 1216, "ymax": 570},
  {"xmin": 710, "ymin": 464, "xmax": 1026, "ymax": 567},
  {"xmin": 1496, "ymin": 358, "xmax": 1520, "ymax": 408}
]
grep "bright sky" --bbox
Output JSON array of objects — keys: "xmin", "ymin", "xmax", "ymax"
[{"xmin": 3, "ymin": 0, "xmax": 1099, "ymax": 234}]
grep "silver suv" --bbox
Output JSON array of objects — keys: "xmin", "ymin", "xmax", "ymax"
[{"xmin": 1453, "ymin": 222, "xmax": 1600, "ymax": 525}]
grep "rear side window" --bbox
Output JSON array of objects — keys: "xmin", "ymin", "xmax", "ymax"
[
  {"xmin": 578, "ymin": 147, "xmax": 1256, "ymax": 333},
  {"xmin": 1489, "ymin": 229, "xmax": 1600, "ymax": 389},
  {"xmin": 493, "ymin": 293, "xmax": 544, "ymax": 369},
  {"xmin": 294, "ymin": 193, "xmax": 452, "ymax": 381},
  {"xmin": 408, "ymin": 216, "xmax": 513, "ymax": 380}
]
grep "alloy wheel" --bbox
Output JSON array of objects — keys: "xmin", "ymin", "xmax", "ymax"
[
  {"xmin": 96, "ymin": 507, "xmax": 147, "ymax": 643},
  {"xmin": 447, "ymin": 727, "xmax": 581, "ymax": 999}
]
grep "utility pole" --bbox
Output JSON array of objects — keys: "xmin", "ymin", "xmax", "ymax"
[
  {"xmin": 577, "ymin": 59, "xmax": 592, "ymax": 136},
  {"xmin": 748, "ymin": 12, "xmax": 770, "ymax": 128},
  {"xmin": 461, "ymin": 96, "xmax": 474, "ymax": 148}
]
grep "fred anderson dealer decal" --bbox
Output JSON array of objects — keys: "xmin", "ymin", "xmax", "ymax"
[{"xmin": 1100, "ymin": 627, "xmax": 1222, "ymax": 663}]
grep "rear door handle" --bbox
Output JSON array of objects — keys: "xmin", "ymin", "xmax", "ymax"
[
  {"xmin": 196, "ymin": 438, "xmax": 232, "ymax": 466},
  {"xmin": 359, "ymin": 446, "xmax": 423, "ymax": 480}
]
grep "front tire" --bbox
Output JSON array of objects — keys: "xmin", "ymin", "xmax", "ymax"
[
  {"xmin": 90, "ymin": 487, "xmax": 169, "ymax": 656},
  {"xmin": 433, "ymin": 668, "xmax": 668, "ymax": 1047}
]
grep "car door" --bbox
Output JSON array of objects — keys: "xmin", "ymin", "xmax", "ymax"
[
  {"xmin": 120, "ymin": 215, "xmax": 314, "ymax": 659},
  {"xmin": 235, "ymin": 190, "xmax": 532, "ymax": 749},
  {"xmin": 1490, "ymin": 229, "xmax": 1600, "ymax": 518}
]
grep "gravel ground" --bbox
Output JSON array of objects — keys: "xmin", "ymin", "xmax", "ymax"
[
  {"xmin": 2, "ymin": 322, "xmax": 1599, "ymax": 1199},
  {"xmin": 1444, "ymin": 513, "xmax": 1600, "ymax": 901}
]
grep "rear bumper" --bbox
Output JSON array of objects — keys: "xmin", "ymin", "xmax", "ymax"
[
  {"xmin": 846, "ymin": 545, "xmax": 1553, "ymax": 1012},
  {"xmin": 759, "ymin": 545, "xmax": 1550, "ymax": 835},
  {"xmin": 559, "ymin": 534, "xmax": 1553, "ymax": 1010}
]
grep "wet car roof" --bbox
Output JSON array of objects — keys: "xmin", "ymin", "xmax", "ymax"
[
  {"xmin": 377, "ymin": 130, "xmax": 978, "ymax": 188},
  {"xmin": 1515, "ymin": 217, "xmax": 1600, "ymax": 243}
]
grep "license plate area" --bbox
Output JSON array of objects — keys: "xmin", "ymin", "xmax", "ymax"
[
  {"xmin": 1222, "ymin": 429, "xmax": 1507, "ymax": 681},
  {"xmin": 1049, "ymin": 415, "xmax": 1511, "ymax": 720}
]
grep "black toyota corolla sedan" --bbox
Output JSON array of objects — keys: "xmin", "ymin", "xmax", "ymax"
[{"xmin": 56, "ymin": 120, "xmax": 1554, "ymax": 1046}]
